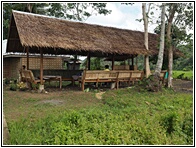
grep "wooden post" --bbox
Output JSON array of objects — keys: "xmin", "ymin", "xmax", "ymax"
[
  {"xmin": 73, "ymin": 55, "xmax": 77, "ymax": 70},
  {"xmin": 40, "ymin": 48, "xmax": 44, "ymax": 85},
  {"xmin": 131, "ymin": 55, "xmax": 134, "ymax": 66},
  {"xmin": 112, "ymin": 55, "xmax": 114, "ymax": 70},
  {"xmin": 136, "ymin": 55, "xmax": 138, "ymax": 66},
  {"xmin": 26, "ymin": 47, "xmax": 29, "ymax": 70},
  {"xmin": 87, "ymin": 53, "xmax": 90, "ymax": 70}
]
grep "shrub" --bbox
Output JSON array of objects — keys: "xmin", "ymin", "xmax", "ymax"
[
  {"xmin": 139, "ymin": 74, "xmax": 162, "ymax": 92},
  {"xmin": 177, "ymin": 73, "xmax": 185, "ymax": 79},
  {"xmin": 32, "ymin": 83, "xmax": 39, "ymax": 90},
  {"xmin": 9, "ymin": 83, "xmax": 17, "ymax": 91},
  {"xmin": 17, "ymin": 82, "xmax": 27, "ymax": 91},
  {"xmin": 4, "ymin": 78, "xmax": 10, "ymax": 84}
]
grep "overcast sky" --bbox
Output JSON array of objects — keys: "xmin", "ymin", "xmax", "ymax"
[{"xmin": 85, "ymin": 3, "xmax": 161, "ymax": 33}]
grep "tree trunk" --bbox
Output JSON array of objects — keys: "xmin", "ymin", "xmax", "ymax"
[
  {"xmin": 142, "ymin": 3, "xmax": 151, "ymax": 78},
  {"xmin": 166, "ymin": 4, "xmax": 177, "ymax": 88},
  {"xmin": 155, "ymin": 4, "xmax": 165, "ymax": 75},
  {"xmin": 27, "ymin": 3, "xmax": 33, "ymax": 13}
]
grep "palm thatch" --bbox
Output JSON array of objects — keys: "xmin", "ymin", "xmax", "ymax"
[{"xmin": 6, "ymin": 10, "xmax": 180, "ymax": 57}]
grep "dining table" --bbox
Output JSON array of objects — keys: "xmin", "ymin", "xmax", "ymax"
[{"xmin": 43, "ymin": 75, "xmax": 62, "ymax": 89}]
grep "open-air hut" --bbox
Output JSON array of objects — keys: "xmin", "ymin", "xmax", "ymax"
[{"xmin": 6, "ymin": 10, "xmax": 176, "ymax": 87}]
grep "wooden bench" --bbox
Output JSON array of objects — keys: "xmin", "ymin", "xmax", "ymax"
[
  {"xmin": 130, "ymin": 71, "xmax": 144, "ymax": 84},
  {"xmin": 79, "ymin": 70, "xmax": 144, "ymax": 91},
  {"xmin": 116, "ymin": 71, "xmax": 144, "ymax": 89},
  {"xmin": 20, "ymin": 70, "xmax": 45, "ymax": 87},
  {"xmin": 79, "ymin": 70, "xmax": 118, "ymax": 91}
]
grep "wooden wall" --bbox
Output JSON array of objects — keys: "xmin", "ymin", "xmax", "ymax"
[
  {"xmin": 3, "ymin": 57, "xmax": 21, "ymax": 79},
  {"xmin": 3, "ymin": 56, "xmax": 64, "ymax": 79},
  {"xmin": 21, "ymin": 57, "xmax": 63, "ymax": 69}
]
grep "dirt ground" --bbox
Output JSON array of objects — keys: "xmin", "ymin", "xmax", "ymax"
[
  {"xmin": 30, "ymin": 79, "xmax": 194, "ymax": 93},
  {"xmin": 172, "ymin": 79, "xmax": 193, "ymax": 93}
]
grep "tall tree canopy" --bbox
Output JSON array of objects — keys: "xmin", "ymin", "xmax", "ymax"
[
  {"xmin": 165, "ymin": 3, "xmax": 193, "ymax": 87},
  {"xmin": 3, "ymin": 3, "xmax": 49, "ymax": 39}
]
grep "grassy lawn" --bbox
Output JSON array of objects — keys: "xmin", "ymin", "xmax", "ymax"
[
  {"xmin": 173, "ymin": 70, "xmax": 193, "ymax": 80},
  {"xmin": 3, "ymin": 83, "xmax": 193, "ymax": 145}
]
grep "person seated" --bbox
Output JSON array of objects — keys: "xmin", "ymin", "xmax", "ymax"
[
  {"xmin": 104, "ymin": 65, "xmax": 110, "ymax": 71},
  {"xmin": 103, "ymin": 65, "xmax": 110, "ymax": 87}
]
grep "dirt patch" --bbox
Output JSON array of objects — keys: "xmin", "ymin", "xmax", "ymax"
[
  {"xmin": 37, "ymin": 99, "xmax": 64, "ymax": 106},
  {"xmin": 173, "ymin": 79, "xmax": 193, "ymax": 93},
  {"xmin": 95, "ymin": 92, "xmax": 105, "ymax": 100}
]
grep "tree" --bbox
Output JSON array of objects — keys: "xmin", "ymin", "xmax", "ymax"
[
  {"xmin": 142, "ymin": 3, "xmax": 151, "ymax": 78},
  {"xmin": 166, "ymin": 4, "xmax": 177, "ymax": 87},
  {"xmin": 165, "ymin": 3, "xmax": 193, "ymax": 87},
  {"xmin": 48, "ymin": 3, "xmax": 111, "ymax": 21},
  {"xmin": 3, "ymin": 3, "xmax": 49, "ymax": 39},
  {"xmin": 154, "ymin": 3, "xmax": 165, "ymax": 74}
]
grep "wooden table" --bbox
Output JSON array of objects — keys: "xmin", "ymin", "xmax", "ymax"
[{"xmin": 43, "ymin": 75, "xmax": 62, "ymax": 89}]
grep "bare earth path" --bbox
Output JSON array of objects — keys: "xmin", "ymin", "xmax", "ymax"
[{"xmin": 172, "ymin": 79, "xmax": 193, "ymax": 93}]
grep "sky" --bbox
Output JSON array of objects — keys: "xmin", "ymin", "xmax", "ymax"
[{"xmin": 85, "ymin": 3, "xmax": 161, "ymax": 33}]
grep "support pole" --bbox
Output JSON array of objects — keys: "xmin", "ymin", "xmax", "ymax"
[
  {"xmin": 26, "ymin": 47, "xmax": 29, "ymax": 70},
  {"xmin": 87, "ymin": 53, "xmax": 90, "ymax": 70},
  {"xmin": 40, "ymin": 48, "xmax": 43, "ymax": 85},
  {"xmin": 39, "ymin": 48, "xmax": 44, "ymax": 92},
  {"xmin": 73, "ymin": 55, "xmax": 77, "ymax": 70},
  {"xmin": 112, "ymin": 55, "xmax": 114, "ymax": 70},
  {"xmin": 131, "ymin": 55, "xmax": 134, "ymax": 66}
]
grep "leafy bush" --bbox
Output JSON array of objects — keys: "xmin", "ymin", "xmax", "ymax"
[
  {"xmin": 160, "ymin": 112, "xmax": 179, "ymax": 134},
  {"xmin": 31, "ymin": 83, "xmax": 39, "ymax": 90},
  {"xmin": 173, "ymin": 71, "xmax": 193, "ymax": 80},
  {"xmin": 177, "ymin": 73, "xmax": 185, "ymax": 79},
  {"xmin": 9, "ymin": 83, "xmax": 17, "ymax": 91},
  {"xmin": 4, "ymin": 78, "xmax": 10, "ymax": 84},
  {"xmin": 17, "ymin": 82, "xmax": 27, "ymax": 91}
]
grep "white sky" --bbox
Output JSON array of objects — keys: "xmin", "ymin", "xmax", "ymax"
[{"xmin": 85, "ymin": 3, "xmax": 161, "ymax": 33}]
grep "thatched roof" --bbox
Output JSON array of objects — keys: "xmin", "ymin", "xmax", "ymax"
[{"xmin": 6, "ymin": 10, "xmax": 165, "ymax": 57}]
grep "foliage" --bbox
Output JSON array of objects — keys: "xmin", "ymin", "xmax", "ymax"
[
  {"xmin": 139, "ymin": 74, "xmax": 162, "ymax": 92},
  {"xmin": 81, "ymin": 57, "xmax": 110, "ymax": 70},
  {"xmin": 6, "ymin": 88, "xmax": 193, "ymax": 145},
  {"xmin": 31, "ymin": 83, "xmax": 39, "ymax": 90},
  {"xmin": 172, "ymin": 71, "xmax": 193, "ymax": 80},
  {"xmin": 17, "ymin": 82, "xmax": 27, "ymax": 91},
  {"xmin": 48, "ymin": 3, "xmax": 111, "ymax": 21},
  {"xmin": 3, "ymin": 3, "xmax": 49, "ymax": 39},
  {"xmin": 9, "ymin": 83, "xmax": 17, "ymax": 91},
  {"xmin": 4, "ymin": 78, "xmax": 11, "ymax": 84}
]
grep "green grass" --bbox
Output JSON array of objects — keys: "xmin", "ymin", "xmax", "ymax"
[
  {"xmin": 173, "ymin": 70, "xmax": 193, "ymax": 80},
  {"xmin": 3, "ymin": 87, "xmax": 193, "ymax": 145}
]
